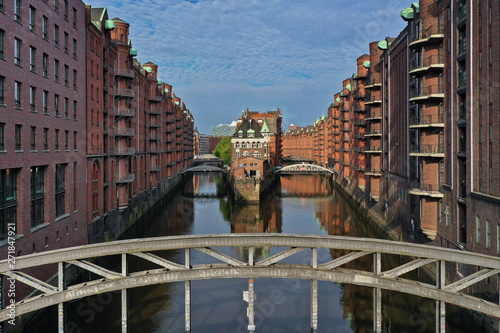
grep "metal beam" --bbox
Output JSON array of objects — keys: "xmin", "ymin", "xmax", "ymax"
[
  {"xmin": 255, "ymin": 247, "xmax": 305, "ymax": 266},
  {"xmin": 444, "ymin": 269, "xmax": 500, "ymax": 293},
  {"xmin": 2, "ymin": 266, "xmax": 499, "ymax": 321},
  {"xmin": 380, "ymin": 258, "xmax": 436, "ymax": 278},
  {"xmin": 131, "ymin": 252, "xmax": 186, "ymax": 270},
  {"xmin": 66, "ymin": 260, "xmax": 121, "ymax": 279},
  {"xmin": 318, "ymin": 251, "xmax": 372, "ymax": 270},
  {"xmin": 5, "ymin": 271, "xmax": 58, "ymax": 293},
  {"xmin": 194, "ymin": 248, "xmax": 246, "ymax": 266}
]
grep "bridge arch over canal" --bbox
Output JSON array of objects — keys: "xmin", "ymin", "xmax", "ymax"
[
  {"xmin": 277, "ymin": 163, "xmax": 335, "ymax": 175},
  {"xmin": 1, "ymin": 234, "xmax": 499, "ymax": 332}
]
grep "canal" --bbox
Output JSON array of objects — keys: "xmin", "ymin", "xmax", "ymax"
[{"xmin": 60, "ymin": 174, "xmax": 474, "ymax": 333}]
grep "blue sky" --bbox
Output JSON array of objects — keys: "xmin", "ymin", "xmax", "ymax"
[{"xmin": 83, "ymin": 0, "xmax": 407, "ymax": 133}]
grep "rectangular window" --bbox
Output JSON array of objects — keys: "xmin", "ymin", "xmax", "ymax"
[
  {"xmin": 0, "ymin": 123, "xmax": 4, "ymax": 150},
  {"xmin": 55, "ymin": 129, "xmax": 59, "ymax": 150},
  {"xmin": 497, "ymin": 224, "xmax": 500, "ymax": 254},
  {"xmin": 0, "ymin": 76, "xmax": 4, "ymax": 105},
  {"xmin": 63, "ymin": 0, "xmax": 68, "ymax": 20},
  {"xmin": 42, "ymin": 53, "xmax": 48, "ymax": 77},
  {"xmin": 14, "ymin": 38, "xmax": 21, "ymax": 65},
  {"xmin": 55, "ymin": 164, "xmax": 66, "ymax": 217},
  {"xmin": 476, "ymin": 216, "xmax": 481, "ymax": 243},
  {"xmin": 73, "ymin": 131, "xmax": 77, "ymax": 150},
  {"xmin": 30, "ymin": 46, "xmax": 36, "ymax": 71},
  {"xmin": 43, "ymin": 16, "xmax": 48, "ymax": 40},
  {"xmin": 43, "ymin": 128, "xmax": 48, "ymax": 150},
  {"xmin": 72, "ymin": 38, "xmax": 77, "ymax": 59},
  {"xmin": 53, "ymin": 0, "xmax": 59, "ymax": 12},
  {"xmin": 63, "ymin": 32, "xmax": 68, "ymax": 53},
  {"xmin": 54, "ymin": 59, "xmax": 59, "ymax": 82},
  {"xmin": 64, "ymin": 97, "xmax": 69, "ymax": 118},
  {"xmin": 54, "ymin": 94, "xmax": 59, "ymax": 116},
  {"xmin": 73, "ymin": 100, "xmax": 77, "ymax": 120},
  {"xmin": 14, "ymin": 0, "xmax": 20, "ymax": 22},
  {"xmin": 64, "ymin": 130, "xmax": 68, "ymax": 150},
  {"xmin": 72, "ymin": 69, "xmax": 77, "ymax": 89},
  {"xmin": 42, "ymin": 90, "xmax": 48, "ymax": 114},
  {"xmin": 486, "ymin": 220, "xmax": 491, "ymax": 249},
  {"xmin": 0, "ymin": 169, "xmax": 18, "ymax": 240},
  {"xmin": 0, "ymin": 29, "xmax": 4, "ymax": 58},
  {"xmin": 31, "ymin": 166, "xmax": 45, "ymax": 227},
  {"xmin": 29, "ymin": 86, "xmax": 36, "ymax": 111},
  {"xmin": 30, "ymin": 126, "xmax": 36, "ymax": 150},
  {"xmin": 64, "ymin": 65, "xmax": 69, "ymax": 86},
  {"xmin": 14, "ymin": 125, "xmax": 22, "ymax": 150},
  {"xmin": 54, "ymin": 24, "xmax": 59, "ymax": 47},
  {"xmin": 14, "ymin": 81, "xmax": 22, "ymax": 108},
  {"xmin": 29, "ymin": 6, "xmax": 36, "ymax": 31},
  {"xmin": 72, "ymin": 7, "xmax": 77, "ymax": 28}
]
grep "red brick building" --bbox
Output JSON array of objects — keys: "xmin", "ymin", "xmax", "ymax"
[{"xmin": 0, "ymin": 0, "xmax": 88, "ymax": 256}]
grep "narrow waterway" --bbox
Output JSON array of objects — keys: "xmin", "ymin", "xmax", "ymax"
[{"xmin": 63, "ymin": 174, "xmax": 474, "ymax": 333}]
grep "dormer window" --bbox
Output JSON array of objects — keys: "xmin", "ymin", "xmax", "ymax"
[
  {"xmin": 238, "ymin": 130, "xmax": 243, "ymax": 138},
  {"xmin": 247, "ymin": 129, "xmax": 255, "ymax": 138}
]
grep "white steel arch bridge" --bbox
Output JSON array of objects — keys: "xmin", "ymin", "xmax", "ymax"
[
  {"xmin": 0, "ymin": 234, "xmax": 499, "ymax": 332},
  {"xmin": 276, "ymin": 163, "xmax": 335, "ymax": 175}
]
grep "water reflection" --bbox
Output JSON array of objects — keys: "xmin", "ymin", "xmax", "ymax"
[{"xmin": 62, "ymin": 174, "xmax": 472, "ymax": 333}]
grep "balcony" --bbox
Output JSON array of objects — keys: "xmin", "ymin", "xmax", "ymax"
[
  {"xmin": 149, "ymin": 122, "xmax": 162, "ymax": 128},
  {"xmin": 114, "ymin": 108, "xmax": 135, "ymax": 117},
  {"xmin": 114, "ymin": 128, "xmax": 135, "ymax": 137},
  {"xmin": 410, "ymin": 24, "xmax": 444, "ymax": 48},
  {"xmin": 365, "ymin": 74, "xmax": 382, "ymax": 89},
  {"xmin": 457, "ymin": 105, "xmax": 466, "ymax": 127},
  {"xmin": 364, "ymin": 169, "xmax": 382, "ymax": 176},
  {"xmin": 409, "ymin": 114, "xmax": 444, "ymax": 128},
  {"xmin": 115, "ymin": 89, "xmax": 135, "ymax": 98},
  {"xmin": 409, "ymin": 143, "xmax": 444, "ymax": 157},
  {"xmin": 364, "ymin": 130, "xmax": 382, "ymax": 137},
  {"xmin": 116, "ymin": 173, "xmax": 135, "ymax": 184},
  {"xmin": 149, "ymin": 109, "xmax": 161, "ymax": 115},
  {"xmin": 409, "ymin": 181, "xmax": 443, "ymax": 198},
  {"xmin": 353, "ymin": 104, "xmax": 366, "ymax": 113},
  {"xmin": 112, "ymin": 147, "xmax": 136, "ymax": 155},
  {"xmin": 409, "ymin": 55, "xmax": 444, "ymax": 76},
  {"xmin": 409, "ymin": 84, "xmax": 444, "ymax": 102},
  {"xmin": 365, "ymin": 112, "xmax": 382, "ymax": 121},
  {"xmin": 149, "ymin": 96, "xmax": 162, "ymax": 103},
  {"xmin": 364, "ymin": 146, "xmax": 382, "ymax": 153},
  {"xmin": 115, "ymin": 68, "xmax": 135, "ymax": 78}
]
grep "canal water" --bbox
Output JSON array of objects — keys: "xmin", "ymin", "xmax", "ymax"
[{"xmin": 62, "ymin": 174, "xmax": 474, "ymax": 333}]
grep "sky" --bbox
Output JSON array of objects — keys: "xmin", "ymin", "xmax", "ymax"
[{"xmin": 83, "ymin": 0, "xmax": 408, "ymax": 134}]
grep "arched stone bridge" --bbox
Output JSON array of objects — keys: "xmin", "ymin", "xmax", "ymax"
[
  {"xmin": 1, "ymin": 234, "xmax": 499, "ymax": 332},
  {"xmin": 276, "ymin": 163, "xmax": 335, "ymax": 175}
]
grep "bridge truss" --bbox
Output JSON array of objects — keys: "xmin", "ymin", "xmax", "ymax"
[
  {"xmin": 277, "ymin": 163, "xmax": 334, "ymax": 174},
  {"xmin": 1, "ymin": 234, "xmax": 499, "ymax": 332},
  {"xmin": 181, "ymin": 165, "xmax": 227, "ymax": 174}
]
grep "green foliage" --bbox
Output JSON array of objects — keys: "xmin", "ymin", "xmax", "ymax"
[{"xmin": 213, "ymin": 136, "xmax": 232, "ymax": 166}]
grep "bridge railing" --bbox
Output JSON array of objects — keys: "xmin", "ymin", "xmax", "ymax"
[{"xmin": 1, "ymin": 234, "xmax": 499, "ymax": 331}]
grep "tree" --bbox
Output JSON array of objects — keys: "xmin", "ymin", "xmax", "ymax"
[{"xmin": 213, "ymin": 136, "xmax": 232, "ymax": 166}]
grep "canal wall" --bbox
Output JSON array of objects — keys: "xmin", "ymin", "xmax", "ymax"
[
  {"xmin": 230, "ymin": 172, "xmax": 277, "ymax": 203},
  {"xmin": 88, "ymin": 173, "xmax": 184, "ymax": 244}
]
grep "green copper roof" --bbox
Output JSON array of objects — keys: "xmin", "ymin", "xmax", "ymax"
[
  {"xmin": 104, "ymin": 20, "xmax": 115, "ymax": 30},
  {"xmin": 157, "ymin": 80, "xmax": 163, "ymax": 84},
  {"xmin": 164, "ymin": 88, "xmax": 170, "ymax": 93},
  {"xmin": 129, "ymin": 48, "xmax": 137, "ymax": 56},
  {"xmin": 352, "ymin": 73, "xmax": 358, "ymax": 79},
  {"xmin": 401, "ymin": 8, "xmax": 414, "ymax": 20},
  {"xmin": 412, "ymin": 2, "xmax": 420, "ymax": 12},
  {"xmin": 346, "ymin": 83, "xmax": 352, "ymax": 91},
  {"xmin": 378, "ymin": 40, "xmax": 388, "ymax": 50},
  {"xmin": 336, "ymin": 97, "xmax": 341, "ymax": 103},
  {"xmin": 363, "ymin": 60, "xmax": 371, "ymax": 68},
  {"xmin": 261, "ymin": 119, "xmax": 271, "ymax": 133}
]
